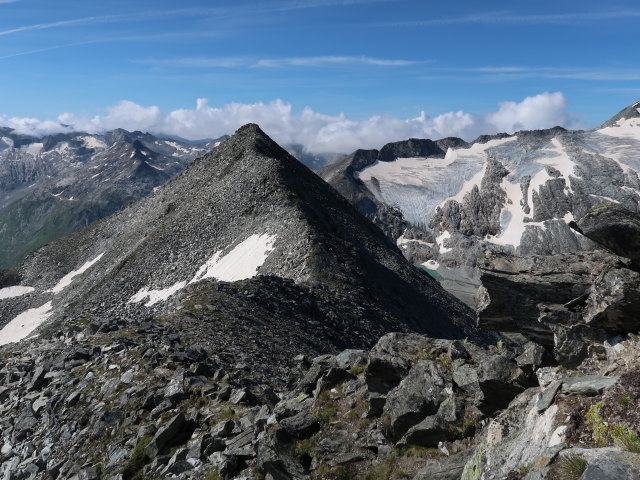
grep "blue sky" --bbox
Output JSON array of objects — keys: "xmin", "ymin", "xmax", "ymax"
[{"xmin": 1, "ymin": 0, "xmax": 639, "ymax": 151}]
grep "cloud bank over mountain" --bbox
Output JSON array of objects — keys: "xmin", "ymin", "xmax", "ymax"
[{"xmin": 1, "ymin": 92, "xmax": 572, "ymax": 153}]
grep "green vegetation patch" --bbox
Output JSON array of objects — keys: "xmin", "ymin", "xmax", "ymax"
[
  {"xmin": 556, "ymin": 455, "xmax": 587, "ymax": 480},
  {"xmin": 121, "ymin": 435, "xmax": 153, "ymax": 480}
]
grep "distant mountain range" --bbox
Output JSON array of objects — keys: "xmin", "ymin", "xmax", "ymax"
[
  {"xmin": 322, "ymin": 100, "xmax": 640, "ymax": 304},
  {"xmin": 2, "ymin": 100, "xmax": 639, "ymax": 300},
  {"xmin": 0, "ymin": 128, "xmax": 220, "ymax": 268}
]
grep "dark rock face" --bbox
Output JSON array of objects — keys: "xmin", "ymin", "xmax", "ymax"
[
  {"xmin": 476, "ymin": 250, "xmax": 610, "ymax": 345},
  {"xmin": 571, "ymin": 203, "xmax": 640, "ymax": 263},
  {"xmin": 383, "ymin": 360, "xmax": 448, "ymax": 441},
  {"xmin": 478, "ymin": 202, "xmax": 640, "ymax": 367},
  {"xmin": 583, "ymin": 265, "xmax": 640, "ymax": 333}
]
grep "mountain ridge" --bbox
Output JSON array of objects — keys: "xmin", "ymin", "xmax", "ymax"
[{"xmin": 1, "ymin": 123, "xmax": 490, "ymax": 379}]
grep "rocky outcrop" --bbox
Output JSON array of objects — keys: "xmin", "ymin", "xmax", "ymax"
[
  {"xmin": 0, "ymin": 320, "xmax": 614, "ymax": 480},
  {"xmin": 478, "ymin": 204, "xmax": 640, "ymax": 366},
  {"xmin": 570, "ymin": 203, "xmax": 640, "ymax": 263},
  {"xmin": 476, "ymin": 250, "xmax": 614, "ymax": 346},
  {"xmin": 460, "ymin": 201, "xmax": 640, "ymax": 478},
  {"xmin": 0, "ymin": 315, "xmax": 517, "ymax": 480}
]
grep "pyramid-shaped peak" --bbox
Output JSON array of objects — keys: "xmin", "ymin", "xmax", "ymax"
[
  {"xmin": 235, "ymin": 122, "xmax": 265, "ymax": 136},
  {"xmin": 224, "ymin": 123, "xmax": 288, "ymax": 155},
  {"xmin": 205, "ymin": 123, "xmax": 299, "ymax": 175}
]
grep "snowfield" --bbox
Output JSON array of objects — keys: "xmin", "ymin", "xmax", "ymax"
[
  {"xmin": 0, "ymin": 301, "xmax": 53, "ymax": 346},
  {"xmin": 81, "ymin": 136, "xmax": 107, "ymax": 150},
  {"xmin": 191, "ymin": 233, "xmax": 278, "ymax": 284},
  {"xmin": 22, "ymin": 143, "xmax": 43, "ymax": 155},
  {"xmin": 129, "ymin": 281, "xmax": 188, "ymax": 307},
  {"xmin": 598, "ymin": 116, "xmax": 640, "ymax": 140},
  {"xmin": 357, "ymin": 137, "xmax": 516, "ymax": 227}
]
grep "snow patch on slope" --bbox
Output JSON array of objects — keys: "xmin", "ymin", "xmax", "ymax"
[
  {"xmin": 0, "ymin": 302, "xmax": 53, "ymax": 346},
  {"xmin": 396, "ymin": 234, "xmax": 434, "ymax": 250},
  {"xmin": 598, "ymin": 116, "xmax": 640, "ymax": 140},
  {"xmin": 165, "ymin": 141, "xmax": 191, "ymax": 155},
  {"xmin": 81, "ymin": 136, "xmax": 107, "ymax": 150},
  {"xmin": 129, "ymin": 233, "xmax": 278, "ymax": 306},
  {"xmin": 129, "ymin": 281, "xmax": 188, "ymax": 307},
  {"xmin": 423, "ymin": 260, "xmax": 440, "ymax": 269},
  {"xmin": 0, "ymin": 286, "xmax": 35, "ymax": 300},
  {"xmin": 47, "ymin": 252, "xmax": 105, "ymax": 294},
  {"xmin": 490, "ymin": 179, "xmax": 527, "ymax": 247},
  {"xmin": 489, "ymin": 137, "xmax": 576, "ymax": 247},
  {"xmin": 190, "ymin": 233, "xmax": 278, "ymax": 283},
  {"xmin": 22, "ymin": 143, "xmax": 43, "ymax": 155},
  {"xmin": 436, "ymin": 231, "xmax": 452, "ymax": 253}
]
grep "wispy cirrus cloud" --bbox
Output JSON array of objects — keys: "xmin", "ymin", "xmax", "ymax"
[
  {"xmin": 0, "ymin": 41, "xmax": 98, "ymax": 60},
  {"xmin": 254, "ymin": 55, "xmax": 422, "ymax": 67},
  {"xmin": 0, "ymin": 14, "xmax": 126, "ymax": 36},
  {"xmin": 376, "ymin": 10, "xmax": 640, "ymax": 27},
  {"xmin": 421, "ymin": 66, "xmax": 640, "ymax": 82},
  {"xmin": 135, "ymin": 57, "xmax": 249, "ymax": 68},
  {"xmin": 136, "ymin": 55, "xmax": 423, "ymax": 69},
  {"xmin": 0, "ymin": 0, "xmax": 401, "ymax": 37}
]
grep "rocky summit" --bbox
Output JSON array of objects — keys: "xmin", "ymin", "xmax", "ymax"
[{"xmin": 0, "ymin": 117, "xmax": 640, "ymax": 480}]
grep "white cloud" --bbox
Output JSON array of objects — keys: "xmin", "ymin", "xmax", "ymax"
[
  {"xmin": 1, "ymin": 92, "xmax": 573, "ymax": 153},
  {"xmin": 485, "ymin": 92, "xmax": 569, "ymax": 133}
]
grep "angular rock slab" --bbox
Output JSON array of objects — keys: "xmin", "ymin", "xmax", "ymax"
[
  {"xmin": 572, "ymin": 203, "xmax": 640, "ymax": 263},
  {"xmin": 560, "ymin": 376, "xmax": 618, "ymax": 396}
]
